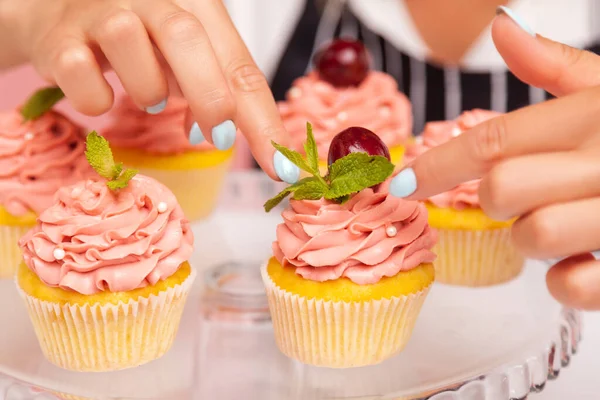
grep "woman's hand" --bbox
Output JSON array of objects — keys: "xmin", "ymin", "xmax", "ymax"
[
  {"xmin": 390, "ymin": 9, "xmax": 600, "ymax": 309},
  {"xmin": 0, "ymin": 0, "xmax": 300, "ymax": 183}
]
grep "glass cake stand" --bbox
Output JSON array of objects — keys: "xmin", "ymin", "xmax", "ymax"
[{"xmin": 0, "ymin": 172, "xmax": 582, "ymax": 400}]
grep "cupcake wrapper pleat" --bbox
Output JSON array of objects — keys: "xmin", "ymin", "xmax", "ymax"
[
  {"xmin": 433, "ymin": 227, "xmax": 524, "ymax": 287},
  {"xmin": 17, "ymin": 268, "xmax": 196, "ymax": 372},
  {"xmin": 262, "ymin": 265, "xmax": 430, "ymax": 368},
  {"xmin": 0, "ymin": 224, "xmax": 33, "ymax": 279}
]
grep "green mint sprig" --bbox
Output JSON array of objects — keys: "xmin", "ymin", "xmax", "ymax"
[
  {"xmin": 85, "ymin": 131, "xmax": 138, "ymax": 191},
  {"xmin": 20, "ymin": 87, "xmax": 65, "ymax": 121},
  {"xmin": 264, "ymin": 123, "xmax": 394, "ymax": 212}
]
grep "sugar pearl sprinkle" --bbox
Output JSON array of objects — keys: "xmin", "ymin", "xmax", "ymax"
[
  {"xmin": 451, "ymin": 126, "xmax": 462, "ymax": 137},
  {"xmin": 386, "ymin": 226, "xmax": 398, "ymax": 237},
  {"xmin": 336, "ymin": 111, "xmax": 348, "ymax": 122},
  {"xmin": 53, "ymin": 248, "xmax": 65, "ymax": 261},
  {"xmin": 288, "ymin": 87, "xmax": 302, "ymax": 99},
  {"xmin": 157, "ymin": 202, "xmax": 168, "ymax": 213},
  {"xmin": 24, "ymin": 132, "xmax": 34, "ymax": 141},
  {"xmin": 379, "ymin": 106, "xmax": 391, "ymax": 118}
]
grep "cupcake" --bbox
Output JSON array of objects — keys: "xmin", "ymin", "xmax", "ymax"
[
  {"xmin": 406, "ymin": 109, "xmax": 524, "ymax": 286},
  {"xmin": 16, "ymin": 132, "xmax": 195, "ymax": 372},
  {"xmin": 0, "ymin": 87, "xmax": 92, "ymax": 278},
  {"xmin": 262, "ymin": 124, "xmax": 436, "ymax": 368},
  {"xmin": 103, "ymin": 96, "xmax": 234, "ymax": 221},
  {"xmin": 278, "ymin": 39, "xmax": 412, "ymax": 173}
]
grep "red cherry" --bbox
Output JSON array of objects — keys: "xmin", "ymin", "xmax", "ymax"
[
  {"xmin": 313, "ymin": 39, "xmax": 370, "ymax": 87},
  {"xmin": 327, "ymin": 127, "xmax": 390, "ymax": 166}
]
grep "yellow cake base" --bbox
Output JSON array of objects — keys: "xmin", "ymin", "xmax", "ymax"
[
  {"xmin": 263, "ymin": 258, "xmax": 433, "ymax": 368},
  {"xmin": 112, "ymin": 147, "xmax": 233, "ymax": 222},
  {"xmin": 0, "ymin": 206, "xmax": 36, "ymax": 279},
  {"xmin": 17, "ymin": 263, "xmax": 195, "ymax": 372},
  {"xmin": 426, "ymin": 204, "xmax": 523, "ymax": 287}
]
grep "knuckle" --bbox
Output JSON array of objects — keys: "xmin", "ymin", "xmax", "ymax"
[
  {"xmin": 480, "ymin": 166, "xmax": 510, "ymax": 215},
  {"xmin": 159, "ymin": 11, "xmax": 204, "ymax": 47},
  {"xmin": 96, "ymin": 9, "xmax": 141, "ymax": 42},
  {"xmin": 54, "ymin": 46, "xmax": 94, "ymax": 74},
  {"xmin": 197, "ymin": 87, "xmax": 232, "ymax": 110},
  {"xmin": 524, "ymin": 213, "xmax": 559, "ymax": 255},
  {"xmin": 227, "ymin": 61, "xmax": 268, "ymax": 94},
  {"xmin": 469, "ymin": 115, "xmax": 509, "ymax": 165}
]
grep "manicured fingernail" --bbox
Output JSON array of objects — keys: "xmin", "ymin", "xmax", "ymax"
[
  {"xmin": 189, "ymin": 122, "xmax": 205, "ymax": 145},
  {"xmin": 496, "ymin": 6, "xmax": 536, "ymax": 37},
  {"xmin": 274, "ymin": 151, "xmax": 300, "ymax": 184},
  {"xmin": 212, "ymin": 120, "xmax": 236, "ymax": 150},
  {"xmin": 145, "ymin": 99, "xmax": 167, "ymax": 114},
  {"xmin": 389, "ymin": 168, "xmax": 417, "ymax": 198}
]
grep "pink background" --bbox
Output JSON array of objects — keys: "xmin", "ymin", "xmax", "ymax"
[{"xmin": 0, "ymin": 64, "xmax": 252, "ymax": 169}]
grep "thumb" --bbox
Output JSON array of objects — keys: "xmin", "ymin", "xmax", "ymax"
[{"xmin": 493, "ymin": 7, "xmax": 600, "ymax": 97}]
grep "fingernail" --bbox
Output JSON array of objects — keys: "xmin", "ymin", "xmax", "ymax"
[
  {"xmin": 189, "ymin": 122, "xmax": 205, "ymax": 145},
  {"xmin": 145, "ymin": 99, "xmax": 167, "ymax": 114},
  {"xmin": 496, "ymin": 6, "xmax": 536, "ymax": 37},
  {"xmin": 212, "ymin": 120, "xmax": 236, "ymax": 150},
  {"xmin": 389, "ymin": 168, "xmax": 417, "ymax": 198},
  {"xmin": 273, "ymin": 151, "xmax": 300, "ymax": 184}
]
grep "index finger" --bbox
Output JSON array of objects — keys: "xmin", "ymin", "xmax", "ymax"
[
  {"xmin": 182, "ymin": 0, "xmax": 299, "ymax": 183},
  {"xmin": 389, "ymin": 85, "xmax": 600, "ymax": 200}
]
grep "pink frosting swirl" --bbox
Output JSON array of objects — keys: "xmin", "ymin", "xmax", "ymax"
[
  {"xmin": 19, "ymin": 175, "xmax": 194, "ymax": 295},
  {"xmin": 278, "ymin": 71, "xmax": 412, "ymax": 156},
  {"xmin": 272, "ymin": 188, "xmax": 437, "ymax": 284},
  {"xmin": 405, "ymin": 109, "xmax": 500, "ymax": 209},
  {"xmin": 103, "ymin": 96, "xmax": 213, "ymax": 154},
  {"xmin": 0, "ymin": 109, "xmax": 93, "ymax": 216}
]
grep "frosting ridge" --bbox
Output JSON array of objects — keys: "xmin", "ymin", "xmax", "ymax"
[
  {"xmin": 19, "ymin": 175, "xmax": 194, "ymax": 295},
  {"xmin": 0, "ymin": 109, "xmax": 92, "ymax": 216},
  {"xmin": 278, "ymin": 71, "xmax": 412, "ymax": 156},
  {"xmin": 272, "ymin": 188, "xmax": 437, "ymax": 284}
]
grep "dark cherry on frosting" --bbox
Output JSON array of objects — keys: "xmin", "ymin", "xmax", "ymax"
[
  {"xmin": 313, "ymin": 38, "xmax": 370, "ymax": 87},
  {"xmin": 327, "ymin": 127, "xmax": 390, "ymax": 166}
]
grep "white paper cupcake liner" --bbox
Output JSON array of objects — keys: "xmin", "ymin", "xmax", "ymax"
[
  {"xmin": 261, "ymin": 265, "xmax": 430, "ymax": 368},
  {"xmin": 433, "ymin": 227, "xmax": 524, "ymax": 287},
  {"xmin": 0, "ymin": 224, "xmax": 33, "ymax": 279},
  {"xmin": 17, "ymin": 268, "xmax": 196, "ymax": 372}
]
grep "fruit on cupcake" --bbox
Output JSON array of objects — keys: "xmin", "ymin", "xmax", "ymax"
[
  {"xmin": 327, "ymin": 126, "xmax": 391, "ymax": 166},
  {"xmin": 265, "ymin": 123, "xmax": 394, "ymax": 212},
  {"xmin": 313, "ymin": 38, "xmax": 370, "ymax": 87}
]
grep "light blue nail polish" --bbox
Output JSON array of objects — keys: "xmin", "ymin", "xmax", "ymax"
[
  {"xmin": 274, "ymin": 151, "xmax": 300, "ymax": 184},
  {"xmin": 497, "ymin": 6, "xmax": 536, "ymax": 37},
  {"xmin": 145, "ymin": 99, "xmax": 167, "ymax": 115},
  {"xmin": 212, "ymin": 120, "xmax": 236, "ymax": 150},
  {"xmin": 389, "ymin": 168, "xmax": 417, "ymax": 198},
  {"xmin": 189, "ymin": 122, "xmax": 205, "ymax": 145}
]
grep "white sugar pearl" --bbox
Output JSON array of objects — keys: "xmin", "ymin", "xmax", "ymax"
[
  {"xmin": 71, "ymin": 187, "xmax": 83, "ymax": 198},
  {"xmin": 157, "ymin": 202, "xmax": 168, "ymax": 213},
  {"xmin": 451, "ymin": 126, "xmax": 462, "ymax": 137},
  {"xmin": 53, "ymin": 248, "xmax": 65, "ymax": 260},
  {"xmin": 288, "ymin": 87, "xmax": 302, "ymax": 99},
  {"xmin": 24, "ymin": 132, "xmax": 34, "ymax": 140},
  {"xmin": 415, "ymin": 136, "xmax": 424, "ymax": 145},
  {"xmin": 337, "ymin": 111, "xmax": 348, "ymax": 122},
  {"xmin": 379, "ymin": 106, "xmax": 391, "ymax": 118},
  {"xmin": 386, "ymin": 226, "xmax": 398, "ymax": 237}
]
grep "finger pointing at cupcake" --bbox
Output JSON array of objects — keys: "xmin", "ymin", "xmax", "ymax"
[{"xmin": 390, "ymin": 10, "xmax": 600, "ymax": 309}]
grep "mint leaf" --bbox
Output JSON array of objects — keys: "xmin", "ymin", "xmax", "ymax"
[
  {"xmin": 303, "ymin": 122, "xmax": 319, "ymax": 173},
  {"xmin": 264, "ymin": 177, "xmax": 315, "ymax": 212},
  {"xmin": 85, "ymin": 131, "xmax": 118, "ymax": 180},
  {"xmin": 292, "ymin": 177, "xmax": 328, "ymax": 200},
  {"xmin": 271, "ymin": 141, "xmax": 313, "ymax": 174},
  {"xmin": 21, "ymin": 87, "xmax": 65, "ymax": 121},
  {"xmin": 325, "ymin": 153, "xmax": 394, "ymax": 199},
  {"xmin": 107, "ymin": 168, "xmax": 138, "ymax": 190},
  {"xmin": 113, "ymin": 162, "xmax": 124, "ymax": 178}
]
